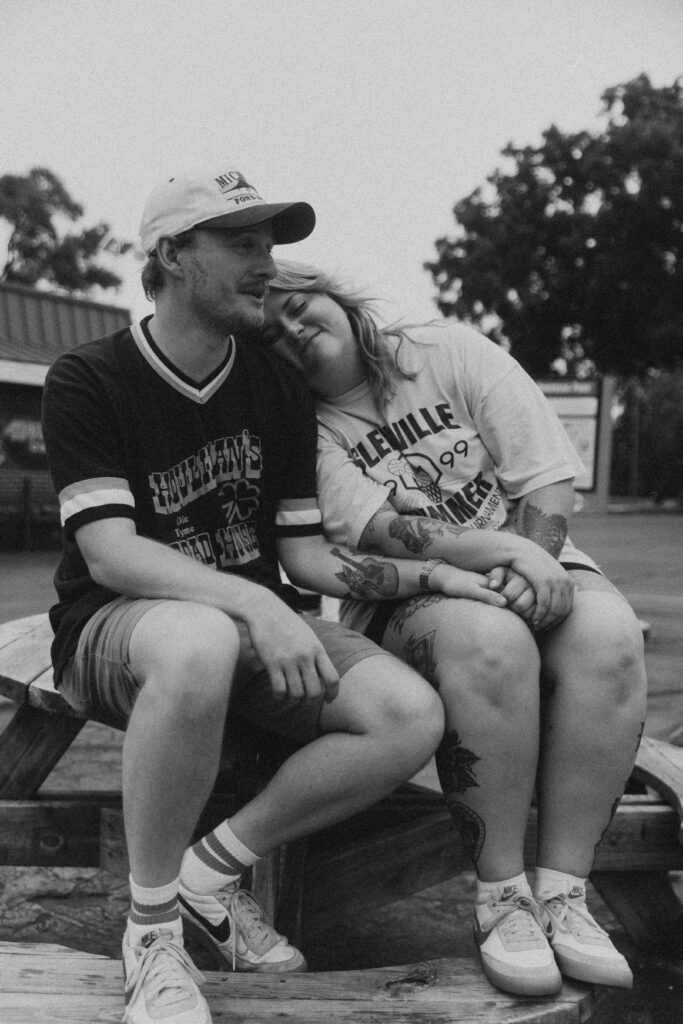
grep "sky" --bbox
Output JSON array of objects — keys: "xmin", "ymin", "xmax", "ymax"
[{"xmin": 2, "ymin": 0, "xmax": 682, "ymax": 325}]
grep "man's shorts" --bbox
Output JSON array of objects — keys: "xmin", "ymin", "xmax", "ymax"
[{"xmin": 60, "ymin": 596, "xmax": 383, "ymax": 742}]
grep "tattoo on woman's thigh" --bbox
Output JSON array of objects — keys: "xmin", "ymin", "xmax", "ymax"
[
  {"xmin": 405, "ymin": 629, "xmax": 438, "ymax": 686},
  {"xmin": 388, "ymin": 593, "xmax": 446, "ymax": 635}
]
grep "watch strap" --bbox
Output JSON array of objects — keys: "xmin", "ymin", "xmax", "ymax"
[{"xmin": 418, "ymin": 558, "xmax": 444, "ymax": 592}]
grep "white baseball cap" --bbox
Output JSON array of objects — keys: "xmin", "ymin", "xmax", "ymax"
[{"xmin": 140, "ymin": 166, "xmax": 316, "ymax": 253}]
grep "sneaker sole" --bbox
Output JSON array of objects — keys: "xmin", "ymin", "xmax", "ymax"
[
  {"xmin": 479, "ymin": 956, "xmax": 563, "ymax": 997},
  {"xmin": 554, "ymin": 950, "xmax": 633, "ymax": 989},
  {"xmin": 180, "ymin": 905, "xmax": 307, "ymax": 974}
]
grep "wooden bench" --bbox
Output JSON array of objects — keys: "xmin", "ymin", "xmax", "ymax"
[
  {"xmin": 0, "ymin": 940, "xmax": 596, "ymax": 1023},
  {"xmin": 2, "ymin": 613, "xmax": 683, "ymax": 1021}
]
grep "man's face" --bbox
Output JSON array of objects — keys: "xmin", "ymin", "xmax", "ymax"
[{"xmin": 178, "ymin": 221, "xmax": 276, "ymax": 333}]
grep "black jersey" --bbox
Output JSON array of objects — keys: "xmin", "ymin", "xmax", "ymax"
[{"xmin": 42, "ymin": 316, "xmax": 322, "ymax": 683}]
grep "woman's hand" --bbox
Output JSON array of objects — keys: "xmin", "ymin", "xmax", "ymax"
[
  {"xmin": 430, "ymin": 564, "xmax": 508, "ymax": 607},
  {"xmin": 488, "ymin": 566, "xmax": 536, "ymax": 622}
]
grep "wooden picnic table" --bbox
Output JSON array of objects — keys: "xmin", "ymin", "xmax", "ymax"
[{"xmin": 2, "ymin": 611, "xmax": 683, "ymax": 1021}]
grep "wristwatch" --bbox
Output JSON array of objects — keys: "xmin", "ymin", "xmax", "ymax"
[{"xmin": 418, "ymin": 558, "xmax": 444, "ymax": 592}]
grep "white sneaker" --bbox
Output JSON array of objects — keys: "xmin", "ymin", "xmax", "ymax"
[
  {"xmin": 543, "ymin": 887, "xmax": 633, "ymax": 988},
  {"xmin": 179, "ymin": 882, "xmax": 306, "ymax": 973},
  {"xmin": 122, "ymin": 928, "xmax": 211, "ymax": 1024},
  {"xmin": 474, "ymin": 888, "xmax": 562, "ymax": 996}
]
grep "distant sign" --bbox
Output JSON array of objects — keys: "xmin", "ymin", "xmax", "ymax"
[{"xmin": 538, "ymin": 380, "xmax": 600, "ymax": 491}]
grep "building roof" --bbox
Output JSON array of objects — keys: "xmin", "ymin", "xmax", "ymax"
[{"xmin": 0, "ymin": 281, "xmax": 131, "ymax": 372}]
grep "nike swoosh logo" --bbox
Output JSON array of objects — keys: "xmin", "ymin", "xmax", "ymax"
[{"xmin": 179, "ymin": 894, "xmax": 232, "ymax": 943}]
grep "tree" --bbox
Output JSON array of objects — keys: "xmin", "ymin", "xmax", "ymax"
[
  {"xmin": 425, "ymin": 75, "xmax": 683, "ymax": 380},
  {"xmin": 0, "ymin": 167, "xmax": 132, "ymax": 293}
]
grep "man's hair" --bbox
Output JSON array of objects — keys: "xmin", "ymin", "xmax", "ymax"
[
  {"xmin": 141, "ymin": 229, "xmax": 196, "ymax": 301},
  {"xmin": 270, "ymin": 260, "xmax": 418, "ymax": 407}
]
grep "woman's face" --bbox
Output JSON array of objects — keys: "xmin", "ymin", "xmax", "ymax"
[{"xmin": 262, "ymin": 290, "xmax": 365, "ymax": 398}]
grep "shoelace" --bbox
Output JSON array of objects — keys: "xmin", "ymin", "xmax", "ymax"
[
  {"xmin": 545, "ymin": 894, "xmax": 608, "ymax": 940},
  {"xmin": 215, "ymin": 888, "xmax": 283, "ymax": 971},
  {"xmin": 123, "ymin": 933, "xmax": 204, "ymax": 1022},
  {"xmin": 483, "ymin": 894, "xmax": 555, "ymax": 943}
]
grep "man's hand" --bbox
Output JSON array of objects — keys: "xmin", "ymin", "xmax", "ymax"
[
  {"xmin": 430, "ymin": 564, "xmax": 508, "ymax": 608},
  {"xmin": 245, "ymin": 592, "xmax": 340, "ymax": 704}
]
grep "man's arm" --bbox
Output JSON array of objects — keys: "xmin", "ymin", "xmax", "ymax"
[{"xmin": 75, "ymin": 517, "xmax": 342, "ymax": 704}]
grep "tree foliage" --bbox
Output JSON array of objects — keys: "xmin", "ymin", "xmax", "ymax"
[
  {"xmin": 425, "ymin": 75, "xmax": 683, "ymax": 379},
  {"xmin": 0, "ymin": 167, "xmax": 132, "ymax": 293}
]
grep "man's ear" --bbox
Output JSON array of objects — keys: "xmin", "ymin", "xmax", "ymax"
[{"xmin": 156, "ymin": 236, "xmax": 187, "ymax": 281}]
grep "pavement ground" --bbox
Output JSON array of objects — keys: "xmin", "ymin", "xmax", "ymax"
[{"xmin": 0, "ymin": 510, "xmax": 682, "ymax": 1022}]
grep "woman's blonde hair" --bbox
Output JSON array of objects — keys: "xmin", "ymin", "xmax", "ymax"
[{"xmin": 270, "ymin": 260, "xmax": 418, "ymax": 407}]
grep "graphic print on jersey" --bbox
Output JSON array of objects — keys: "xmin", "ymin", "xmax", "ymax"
[{"xmin": 149, "ymin": 427, "xmax": 264, "ymax": 568}]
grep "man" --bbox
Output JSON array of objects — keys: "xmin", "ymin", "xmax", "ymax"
[{"xmin": 42, "ymin": 164, "xmax": 502, "ymax": 1024}]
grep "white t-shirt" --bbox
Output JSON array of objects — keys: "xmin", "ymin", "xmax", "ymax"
[{"xmin": 315, "ymin": 321, "xmax": 598, "ymax": 633}]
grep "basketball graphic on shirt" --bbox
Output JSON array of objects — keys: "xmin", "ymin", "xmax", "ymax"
[{"xmin": 386, "ymin": 453, "xmax": 444, "ymax": 504}]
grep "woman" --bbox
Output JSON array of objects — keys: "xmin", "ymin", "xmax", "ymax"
[{"xmin": 261, "ymin": 261, "xmax": 647, "ymax": 997}]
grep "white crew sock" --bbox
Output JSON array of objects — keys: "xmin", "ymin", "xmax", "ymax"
[
  {"xmin": 476, "ymin": 872, "xmax": 532, "ymax": 904},
  {"xmin": 534, "ymin": 867, "xmax": 587, "ymax": 902}
]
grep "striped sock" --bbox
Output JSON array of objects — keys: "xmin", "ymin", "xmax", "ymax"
[
  {"xmin": 180, "ymin": 820, "xmax": 260, "ymax": 896},
  {"xmin": 127, "ymin": 874, "xmax": 182, "ymax": 945}
]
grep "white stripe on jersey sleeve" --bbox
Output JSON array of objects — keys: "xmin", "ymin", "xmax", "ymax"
[
  {"xmin": 275, "ymin": 496, "xmax": 322, "ymax": 529},
  {"xmin": 59, "ymin": 476, "xmax": 135, "ymax": 526}
]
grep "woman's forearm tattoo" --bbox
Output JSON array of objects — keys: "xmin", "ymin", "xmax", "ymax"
[
  {"xmin": 521, "ymin": 503, "xmax": 568, "ymax": 557},
  {"xmin": 331, "ymin": 547, "xmax": 399, "ymax": 598},
  {"xmin": 387, "ymin": 516, "xmax": 466, "ymax": 555}
]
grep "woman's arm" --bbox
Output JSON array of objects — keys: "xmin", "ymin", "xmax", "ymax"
[
  {"xmin": 488, "ymin": 479, "xmax": 575, "ymax": 624},
  {"xmin": 278, "ymin": 533, "xmax": 508, "ymax": 608},
  {"xmin": 357, "ymin": 504, "xmax": 573, "ymax": 629}
]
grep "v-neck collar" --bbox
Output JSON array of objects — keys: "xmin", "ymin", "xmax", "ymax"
[{"xmin": 131, "ymin": 316, "xmax": 236, "ymax": 405}]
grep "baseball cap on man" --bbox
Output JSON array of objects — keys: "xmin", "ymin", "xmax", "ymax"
[{"xmin": 140, "ymin": 166, "xmax": 316, "ymax": 253}]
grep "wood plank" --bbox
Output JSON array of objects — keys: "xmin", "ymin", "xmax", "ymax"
[
  {"xmin": 0, "ymin": 997, "xmax": 592, "ymax": 1024},
  {"xmin": 633, "ymin": 734, "xmax": 683, "ymax": 841},
  {"xmin": 26, "ymin": 668, "xmax": 84, "ymax": 717},
  {"xmin": 6, "ymin": 792, "xmax": 680, "ymax": 886},
  {"xmin": 0, "ymin": 798, "xmax": 102, "ymax": 866},
  {"xmin": 591, "ymin": 870, "xmax": 683, "ymax": 955},
  {"xmin": 0, "ymin": 704, "xmax": 85, "ymax": 797},
  {"xmin": 0, "ymin": 616, "xmax": 54, "ymax": 695},
  {"xmin": 0, "ymin": 613, "xmax": 48, "ymax": 652},
  {"xmin": 0, "ymin": 941, "xmax": 108, "ymax": 957},
  {"xmin": 0, "ymin": 949, "xmax": 594, "ymax": 1023}
]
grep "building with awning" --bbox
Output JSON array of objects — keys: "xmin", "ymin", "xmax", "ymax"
[
  {"xmin": 0, "ymin": 283, "xmax": 131, "ymax": 546},
  {"xmin": 0, "ymin": 282, "xmax": 130, "ymax": 469}
]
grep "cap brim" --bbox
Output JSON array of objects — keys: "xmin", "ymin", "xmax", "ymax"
[{"xmin": 200, "ymin": 202, "xmax": 315, "ymax": 244}]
